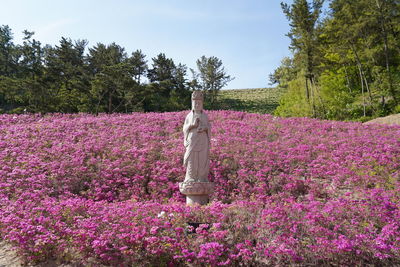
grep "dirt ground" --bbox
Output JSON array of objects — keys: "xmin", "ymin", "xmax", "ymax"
[
  {"xmin": 0, "ymin": 240, "xmax": 74, "ymax": 267},
  {"xmin": 364, "ymin": 113, "xmax": 400, "ymax": 125},
  {"xmin": 0, "ymin": 241, "xmax": 23, "ymax": 267}
]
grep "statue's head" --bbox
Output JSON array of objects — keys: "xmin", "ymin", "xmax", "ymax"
[{"xmin": 191, "ymin": 91, "xmax": 204, "ymax": 112}]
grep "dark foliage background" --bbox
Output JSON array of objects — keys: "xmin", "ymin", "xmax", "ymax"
[{"xmin": 0, "ymin": 26, "xmax": 232, "ymax": 114}]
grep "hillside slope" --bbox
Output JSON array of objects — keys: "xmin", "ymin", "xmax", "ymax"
[{"xmin": 208, "ymin": 87, "xmax": 285, "ymax": 114}]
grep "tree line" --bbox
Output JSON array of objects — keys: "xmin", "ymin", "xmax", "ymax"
[
  {"xmin": 0, "ymin": 25, "xmax": 233, "ymax": 114},
  {"xmin": 271, "ymin": 0, "xmax": 400, "ymax": 121}
]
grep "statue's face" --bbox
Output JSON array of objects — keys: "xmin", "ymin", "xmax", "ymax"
[{"xmin": 192, "ymin": 99, "xmax": 203, "ymax": 111}]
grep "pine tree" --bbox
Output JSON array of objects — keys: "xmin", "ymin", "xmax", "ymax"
[
  {"xmin": 281, "ymin": 0, "xmax": 324, "ymax": 117},
  {"xmin": 194, "ymin": 55, "xmax": 234, "ymax": 106}
]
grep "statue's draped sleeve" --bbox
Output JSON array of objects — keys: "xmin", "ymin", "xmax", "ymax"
[
  {"xmin": 183, "ymin": 112, "xmax": 192, "ymax": 147},
  {"xmin": 183, "ymin": 112, "xmax": 193, "ymax": 166},
  {"xmin": 204, "ymin": 113, "xmax": 211, "ymax": 146}
]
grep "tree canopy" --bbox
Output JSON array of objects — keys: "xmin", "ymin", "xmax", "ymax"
[
  {"xmin": 191, "ymin": 55, "xmax": 234, "ymax": 106},
  {"xmin": 274, "ymin": 0, "xmax": 400, "ymax": 121},
  {"xmin": 0, "ymin": 25, "xmax": 233, "ymax": 114}
]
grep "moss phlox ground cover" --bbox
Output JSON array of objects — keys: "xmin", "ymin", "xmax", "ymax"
[{"xmin": 0, "ymin": 111, "xmax": 399, "ymax": 265}]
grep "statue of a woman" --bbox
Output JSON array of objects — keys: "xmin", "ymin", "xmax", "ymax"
[{"xmin": 183, "ymin": 91, "xmax": 211, "ymax": 183}]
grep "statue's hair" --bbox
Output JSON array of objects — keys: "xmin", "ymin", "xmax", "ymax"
[{"xmin": 191, "ymin": 91, "xmax": 204, "ymax": 101}]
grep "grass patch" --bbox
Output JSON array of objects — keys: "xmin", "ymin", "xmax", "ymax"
[{"xmin": 206, "ymin": 87, "xmax": 285, "ymax": 114}]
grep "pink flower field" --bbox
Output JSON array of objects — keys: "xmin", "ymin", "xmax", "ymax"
[{"xmin": 0, "ymin": 111, "xmax": 399, "ymax": 266}]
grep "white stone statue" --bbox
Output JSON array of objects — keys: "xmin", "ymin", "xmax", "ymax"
[
  {"xmin": 183, "ymin": 91, "xmax": 211, "ymax": 182},
  {"xmin": 179, "ymin": 91, "xmax": 214, "ymax": 205}
]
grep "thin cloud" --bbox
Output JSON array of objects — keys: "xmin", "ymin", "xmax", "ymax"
[
  {"xmin": 134, "ymin": 4, "xmax": 208, "ymax": 21},
  {"xmin": 131, "ymin": 3, "xmax": 268, "ymax": 23}
]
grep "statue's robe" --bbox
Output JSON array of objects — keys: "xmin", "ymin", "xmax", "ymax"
[{"xmin": 183, "ymin": 110, "xmax": 211, "ymax": 182}]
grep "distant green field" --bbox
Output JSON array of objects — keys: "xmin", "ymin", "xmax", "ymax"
[{"xmin": 206, "ymin": 87, "xmax": 285, "ymax": 114}]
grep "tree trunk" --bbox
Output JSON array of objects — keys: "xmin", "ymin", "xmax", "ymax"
[
  {"xmin": 358, "ymin": 64, "xmax": 366, "ymax": 117},
  {"xmin": 307, "ymin": 78, "xmax": 316, "ymax": 118},
  {"xmin": 343, "ymin": 64, "xmax": 352, "ymax": 93},
  {"xmin": 311, "ymin": 76, "xmax": 326, "ymax": 118},
  {"xmin": 108, "ymin": 90, "xmax": 113, "ymax": 113},
  {"xmin": 362, "ymin": 74, "xmax": 373, "ymax": 107},
  {"xmin": 305, "ymin": 76, "xmax": 310, "ymax": 102},
  {"xmin": 350, "ymin": 43, "xmax": 373, "ymax": 107},
  {"xmin": 376, "ymin": 0, "xmax": 398, "ymax": 105}
]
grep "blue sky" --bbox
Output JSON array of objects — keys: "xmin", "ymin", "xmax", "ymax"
[{"xmin": 2, "ymin": 0, "xmax": 295, "ymax": 89}]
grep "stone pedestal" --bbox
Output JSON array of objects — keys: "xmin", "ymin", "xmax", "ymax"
[{"xmin": 179, "ymin": 182, "xmax": 214, "ymax": 205}]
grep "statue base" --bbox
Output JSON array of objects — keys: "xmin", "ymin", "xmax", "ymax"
[
  {"xmin": 179, "ymin": 182, "xmax": 214, "ymax": 206},
  {"xmin": 186, "ymin": 195, "xmax": 209, "ymax": 205}
]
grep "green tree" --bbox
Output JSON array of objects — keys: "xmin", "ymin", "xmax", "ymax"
[
  {"xmin": 0, "ymin": 25, "xmax": 17, "ymax": 77},
  {"xmin": 91, "ymin": 64, "xmax": 138, "ymax": 113},
  {"xmin": 325, "ymin": 0, "xmax": 400, "ymax": 116},
  {"xmin": 143, "ymin": 53, "xmax": 191, "ymax": 111},
  {"xmin": 269, "ymin": 57, "xmax": 297, "ymax": 89},
  {"xmin": 88, "ymin": 43, "xmax": 134, "ymax": 113},
  {"xmin": 169, "ymin": 63, "xmax": 191, "ymax": 110},
  {"xmin": 275, "ymin": 0, "xmax": 400, "ymax": 120},
  {"xmin": 368, "ymin": 0, "xmax": 399, "ymax": 106},
  {"xmin": 193, "ymin": 55, "xmax": 234, "ymax": 106},
  {"xmin": 275, "ymin": 75, "xmax": 313, "ymax": 117},
  {"xmin": 0, "ymin": 25, "xmax": 218, "ymax": 114},
  {"xmin": 0, "ymin": 26, "xmax": 31, "ymax": 113},
  {"xmin": 0, "ymin": 26, "xmax": 16, "ymax": 112},
  {"xmin": 281, "ymin": 0, "xmax": 324, "ymax": 117},
  {"xmin": 128, "ymin": 49, "xmax": 147, "ymax": 84},
  {"xmin": 147, "ymin": 53, "xmax": 176, "ymax": 83},
  {"xmin": 43, "ymin": 37, "xmax": 90, "ymax": 112},
  {"xmin": 15, "ymin": 30, "xmax": 45, "ymax": 113}
]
